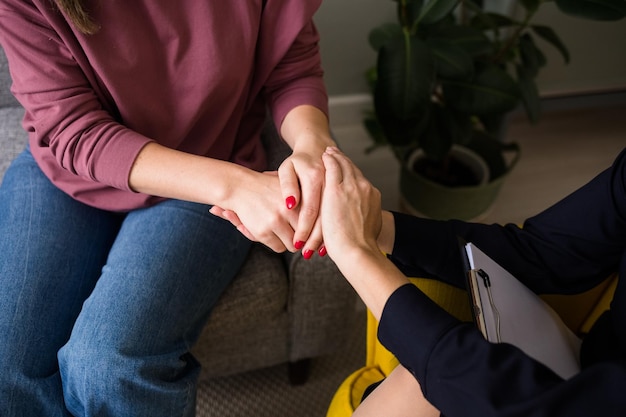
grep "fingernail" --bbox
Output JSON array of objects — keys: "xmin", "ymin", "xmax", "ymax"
[
  {"xmin": 285, "ymin": 196, "xmax": 296, "ymax": 210},
  {"xmin": 318, "ymin": 246, "xmax": 327, "ymax": 257},
  {"xmin": 294, "ymin": 240, "xmax": 305, "ymax": 250},
  {"xmin": 303, "ymin": 249, "xmax": 314, "ymax": 260}
]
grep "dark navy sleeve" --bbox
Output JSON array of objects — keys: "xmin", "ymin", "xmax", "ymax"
[
  {"xmin": 378, "ymin": 284, "xmax": 626, "ymax": 417},
  {"xmin": 388, "ymin": 147, "xmax": 626, "ymax": 295}
]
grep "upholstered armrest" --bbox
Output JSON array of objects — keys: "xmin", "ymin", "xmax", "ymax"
[
  {"xmin": 0, "ymin": 107, "xmax": 27, "ymax": 180},
  {"xmin": 541, "ymin": 274, "xmax": 618, "ymax": 335},
  {"xmin": 193, "ymin": 245, "xmax": 291, "ymax": 380},
  {"xmin": 284, "ymin": 251, "xmax": 359, "ymax": 362}
]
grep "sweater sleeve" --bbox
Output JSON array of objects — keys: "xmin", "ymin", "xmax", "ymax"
[
  {"xmin": 0, "ymin": 4, "xmax": 150, "ymax": 192},
  {"xmin": 263, "ymin": 18, "xmax": 329, "ymax": 131},
  {"xmin": 378, "ymin": 284, "xmax": 626, "ymax": 417}
]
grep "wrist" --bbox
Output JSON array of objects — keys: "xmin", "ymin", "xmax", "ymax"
[
  {"xmin": 291, "ymin": 133, "xmax": 336, "ymax": 155},
  {"xmin": 333, "ymin": 246, "xmax": 409, "ymax": 319},
  {"xmin": 333, "ymin": 242, "xmax": 386, "ymax": 273},
  {"xmin": 377, "ymin": 211, "xmax": 396, "ymax": 254},
  {"xmin": 213, "ymin": 164, "xmax": 257, "ymax": 209}
]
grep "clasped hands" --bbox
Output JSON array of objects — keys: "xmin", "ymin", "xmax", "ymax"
[{"xmin": 210, "ymin": 147, "xmax": 383, "ymax": 262}]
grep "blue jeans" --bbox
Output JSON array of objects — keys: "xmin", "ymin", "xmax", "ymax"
[{"xmin": 0, "ymin": 148, "xmax": 252, "ymax": 416}]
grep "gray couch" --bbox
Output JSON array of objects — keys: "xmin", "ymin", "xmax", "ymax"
[{"xmin": 0, "ymin": 47, "xmax": 358, "ymax": 383}]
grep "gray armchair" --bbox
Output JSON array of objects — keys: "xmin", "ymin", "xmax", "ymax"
[{"xmin": 0, "ymin": 47, "xmax": 358, "ymax": 384}]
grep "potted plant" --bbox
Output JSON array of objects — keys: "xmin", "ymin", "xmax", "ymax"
[{"xmin": 364, "ymin": 0, "xmax": 626, "ymax": 220}]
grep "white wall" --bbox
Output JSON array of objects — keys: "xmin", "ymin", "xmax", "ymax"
[
  {"xmin": 530, "ymin": 3, "xmax": 626, "ymax": 96},
  {"xmin": 314, "ymin": 0, "xmax": 395, "ymax": 97},
  {"xmin": 315, "ymin": 1, "xmax": 626, "ymax": 100}
]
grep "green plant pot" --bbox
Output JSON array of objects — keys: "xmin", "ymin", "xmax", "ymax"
[{"xmin": 399, "ymin": 145, "xmax": 517, "ymax": 221}]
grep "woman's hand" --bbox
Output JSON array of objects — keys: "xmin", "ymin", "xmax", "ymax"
[
  {"xmin": 129, "ymin": 142, "xmax": 299, "ymax": 253},
  {"xmin": 277, "ymin": 143, "xmax": 327, "ymax": 257},
  {"xmin": 319, "ymin": 147, "xmax": 383, "ymax": 259},
  {"xmin": 210, "ymin": 170, "xmax": 300, "ymax": 253},
  {"xmin": 209, "ymin": 104, "xmax": 338, "ymax": 257},
  {"xmin": 279, "ymin": 105, "xmax": 336, "ymax": 258},
  {"xmin": 320, "ymin": 147, "xmax": 408, "ymax": 319}
]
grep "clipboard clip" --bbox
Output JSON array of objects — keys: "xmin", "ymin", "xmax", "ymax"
[
  {"xmin": 474, "ymin": 268, "xmax": 501, "ymax": 342},
  {"xmin": 477, "ymin": 269, "xmax": 491, "ymax": 287}
]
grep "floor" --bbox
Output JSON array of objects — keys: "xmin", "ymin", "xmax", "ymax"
[
  {"xmin": 334, "ymin": 102, "xmax": 626, "ymax": 226},
  {"xmin": 196, "ymin": 315, "xmax": 366, "ymax": 417}
]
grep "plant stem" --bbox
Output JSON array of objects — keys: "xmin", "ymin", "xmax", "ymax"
[
  {"xmin": 493, "ymin": 3, "xmax": 538, "ymax": 64},
  {"xmin": 398, "ymin": 0, "xmax": 409, "ymax": 29}
]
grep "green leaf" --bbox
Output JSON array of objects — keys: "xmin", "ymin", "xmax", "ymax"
[
  {"xmin": 397, "ymin": 0, "xmax": 425, "ymax": 29},
  {"xmin": 362, "ymin": 114, "xmax": 390, "ymax": 152},
  {"xmin": 519, "ymin": 0, "xmax": 541, "ymax": 13},
  {"xmin": 429, "ymin": 25, "xmax": 493, "ymax": 56},
  {"xmin": 417, "ymin": 0, "xmax": 459, "ymax": 25},
  {"xmin": 445, "ymin": 109, "xmax": 474, "ymax": 146},
  {"xmin": 516, "ymin": 65, "xmax": 542, "ymax": 124},
  {"xmin": 374, "ymin": 96, "xmax": 428, "ymax": 147},
  {"xmin": 518, "ymin": 33, "xmax": 546, "ymax": 78},
  {"xmin": 531, "ymin": 25, "xmax": 570, "ymax": 64},
  {"xmin": 469, "ymin": 12, "xmax": 517, "ymax": 31},
  {"xmin": 465, "ymin": 131, "xmax": 517, "ymax": 180},
  {"xmin": 365, "ymin": 66, "xmax": 377, "ymax": 93},
  {"xmin": 428, "ymin": 39, "xmax": 474, "ymax": 80},
  {"xmin": 374, "ymin": 32, "xmax": 435, "ymax": 120},
  {"xmin": 442, "ymin": 64, "xmax": 521, "ymax": 115},
  {"xmin": 556, "ymin": 0, "xmax": 626, "ymax": 21},
  {"xmin": 369, "ymin": 23, "xmax": 403, "ymax": 51},
  {"xmin": 478, "ymin": 112, "xmax": 508, "ymax": 139}
]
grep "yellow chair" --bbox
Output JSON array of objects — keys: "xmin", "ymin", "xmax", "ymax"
[{"xmin": 326, "ymin": 274, "xmax": 617, "ymax": 417}]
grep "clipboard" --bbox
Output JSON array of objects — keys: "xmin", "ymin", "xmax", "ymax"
[{"xmin": 462, "ymin": 240, "xmax": 582, "ymax": 379}]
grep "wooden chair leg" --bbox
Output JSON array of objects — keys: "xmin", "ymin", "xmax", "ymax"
[{"xmin": 288, "ymin": 358, "xmax": 311, "ymax": 385}]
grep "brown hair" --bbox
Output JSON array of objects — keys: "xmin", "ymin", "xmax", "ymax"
[{"xmin": 54, "ymin": 0, "xmax": 100, "ymax": 34}]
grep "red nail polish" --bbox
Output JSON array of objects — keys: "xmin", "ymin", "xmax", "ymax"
[
  {"xmin": 294, "ymin": 240, "xmax": 305, "ymax": 250},
  {"xmin": 318, "ymin": 246, "xmax": 327, "ymax": 257},
  {"xmin": 303, "ymin": 249, "xmax": 313, "ymax": 260},
  {"xmin": 286, "ymin": 196, "xmax": 296, "ymax": 210}
]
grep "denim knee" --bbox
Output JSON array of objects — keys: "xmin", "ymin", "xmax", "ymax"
[{"xmin": 58, "ymin": 328, "xmax": 199, "ymax": 417}]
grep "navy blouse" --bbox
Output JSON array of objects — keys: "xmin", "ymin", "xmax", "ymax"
[{"xmin": 378, "ymin": 147, "xmax": 626, "ymax": 416}]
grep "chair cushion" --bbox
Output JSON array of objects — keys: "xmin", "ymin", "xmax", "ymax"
[
  {"xmin": 541, "ymin": 274, "xmax": 618, "ymax": 335},
  {"xmin": 0, "ymin": 107, "xmax": 27, "ymax": 182},
  {"xmin": 326, "ymin": 365, "xmax": 385, "ymax": 417},
  {"xmin": 580, "ymin": 276, "xmax": 618, "ymax": 334},
  {"xmin": 192, "ymin": 244, "xmax": 290, "ymax": 379},
  {"xmin": 0, "ymin": 49, "xmax": 20, "ymax": 109}
]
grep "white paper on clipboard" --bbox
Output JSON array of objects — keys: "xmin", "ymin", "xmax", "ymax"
[{"xmin": 465, "ymin": 242, "xmax": 582, "ymax": 379}]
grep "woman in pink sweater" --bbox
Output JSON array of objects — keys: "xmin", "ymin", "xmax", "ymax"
[{"xmin": 0, "ymin": 1, "xmax": 333, "ymax": 415}]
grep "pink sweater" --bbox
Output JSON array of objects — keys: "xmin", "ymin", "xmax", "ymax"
[{"xmin": 0, "ymin": 0, "xmax": 328, "ymax": 211}]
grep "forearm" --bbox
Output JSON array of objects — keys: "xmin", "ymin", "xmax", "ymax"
[
  {"xmin": 333, "ymin": 247, "xmax": 409, "ymax": 321},
  {"xmin": 128, "ymin": 142, "xmax": 251, "ymax": 207}
]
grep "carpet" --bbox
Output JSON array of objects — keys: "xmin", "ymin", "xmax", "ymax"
[{"xmin": 196, "ymin": 312, "xmax": 366, "ymax": 417}]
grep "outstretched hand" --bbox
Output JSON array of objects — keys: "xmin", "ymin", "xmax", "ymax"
[
  {"xmin": 319, "ymin": 147, "xmax": 383, "ymax": 260},
  {"xmin": 320, "ymin": 147, "xmax": 407, "ymax": 321},
  {"xmin": 209, "ymin": 170, "xmax": 299, "ymax": 253}
]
